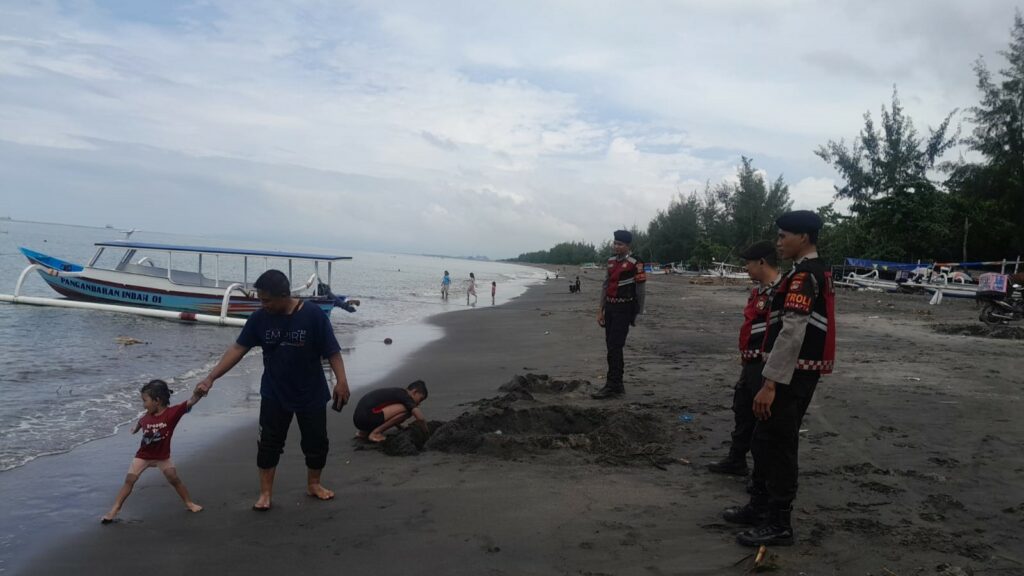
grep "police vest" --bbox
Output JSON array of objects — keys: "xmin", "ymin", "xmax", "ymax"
[
  {"xmin": 605, "ymin": 256, "xmax": 646, "ymax": 303},
  {"xmin": 779, "ymin": 257, "xmax": 836, "ymax": 374},
  {"xmin": 738, "ymin": 283, "xmax": 785, "ymax": 362}
]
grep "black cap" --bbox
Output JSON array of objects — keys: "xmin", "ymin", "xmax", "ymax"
[
  {"xmin": 775, "ymin": 210, "xmax": 822, "ymax": 234},
  {"xmin": 740, "ymin": 240, "xmax": 776, "ymax": 261},
  {"xmin": 613, "ymin": 229, "xmax": 633, "ymax": 244}
]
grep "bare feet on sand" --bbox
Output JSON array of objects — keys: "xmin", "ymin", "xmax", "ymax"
[
  {"xmin": 100, "ymin": 512, "xmax": 118, "ymax": 524},
  {"xmin": 186, "ymin": 502, "xmax": 203, "ymax": 513},
  {"xmin": 307, "ymin": 484, "xmax": 335, "ymax": 500},
  {"xmin": 252, "ymin": 493, "xmax": 271, "ymax": 511},
  {"xmin": 354, "ymin": 431, "xmax": 368, "ymax": 440},
  {"xmin": 368, "ymin": 431, "xmax": 386, "ymax": 443}
]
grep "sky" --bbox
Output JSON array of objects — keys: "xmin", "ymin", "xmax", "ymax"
[{"xmin": 0, "ymin": 0, "xmax": 1017, "ymax": 258}]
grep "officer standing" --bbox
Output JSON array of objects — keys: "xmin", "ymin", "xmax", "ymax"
[
  {"xmin": 723, "ymin": 210, "xmax": 836, "ymax": 547},
  {"xmin": 593, "ymin": 230, "xmax": 646, "ymax": 399},
  {"xmin": 707, "ymin": 240, "xmax": 784, "ymax": 476}
]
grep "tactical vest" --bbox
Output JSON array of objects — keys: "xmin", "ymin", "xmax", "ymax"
[
  {"xmin": 605, "ymin": 255, "xmax": 646, "ymax": 303},
  {"xmin": 779, "ymin": 257, "xmax": 836, "ymax": 374},
  {"xmin": 738, "ymin": 282, "xmax": 785, "ymax": 362}
]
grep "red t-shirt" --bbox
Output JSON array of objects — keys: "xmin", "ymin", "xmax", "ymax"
[{"xmin": 135, "ymin": 402, "xmax": 190, "ymax": 460}]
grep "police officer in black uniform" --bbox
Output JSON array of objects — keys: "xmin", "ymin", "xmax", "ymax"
[
  {"xmin": 708, "ymin": 240, "xmax": 783, "ymax": 476},
  {"xmin": 593, "ymin": 230, "xmax": 647, "ymax": 399},
  {"xmin": 722, "ymin": 210, "xmax": 836, "ymax": 547}
]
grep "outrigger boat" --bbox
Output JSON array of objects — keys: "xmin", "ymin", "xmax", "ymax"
[
  {"xmin": 702, "ymin": 261, "xmax": 750, "ymax": 281},
  {"xmin": 8, "ymin": 241, "xmax": 353, "ymax": 323}
]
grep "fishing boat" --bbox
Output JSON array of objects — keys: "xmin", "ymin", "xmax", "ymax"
[
  {"xmin": 702, "ymin": 261, "xmax": 750, "ymax": 280},
  {"xmin": 15, "ymin": 241, "xmax": 353, "ymax": 318}
]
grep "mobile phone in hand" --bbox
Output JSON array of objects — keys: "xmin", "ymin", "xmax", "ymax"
[{"xmin": 331, "ymin": 397, "xmax": 347, "ymax": 412}]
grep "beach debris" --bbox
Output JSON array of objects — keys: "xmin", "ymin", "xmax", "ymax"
[
  {"xmin": 933, "ymin": 323, "xmax": 1024, "ymax": 340},
  {"xmin": 905, "ymin": 377, "xmax": 922, "ymax": 382},
  {"xmin": 115, "ymin": 336, "xmax": 146, "ymax": 346},
  {"xmin": 678, "ymin": 457, "xmax": 690, "ymax": 465},
  {"xmin": 754, "ymin": 545, "xmax": 767, "ymax": 568},
  {"xmin": 935, "ymin": 565, "xmax": 974, "ymax": 576},
  {"xmin": 544, "ymin": 331, "xmax": 550, "ymax": 335},
  {"xmin": 384, "ymin": 337, "xmax": 393, "ymax": 345},
  {"xmin": 679, "ymin": 413, "xmax": 694, "ymax": 423}
]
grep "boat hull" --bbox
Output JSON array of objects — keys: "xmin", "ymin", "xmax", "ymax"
[{"xmin": 20, "ymin": 248, "xmax": 334, "ymax": 317}]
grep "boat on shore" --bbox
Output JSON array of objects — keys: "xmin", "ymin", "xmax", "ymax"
[
  {"xmin": 701, "ymin": 261, "xmax": 750, "ymax": 280},
  {"xmin": 15, "ymin": 241, "xmax": 353, "ymax": 318}
]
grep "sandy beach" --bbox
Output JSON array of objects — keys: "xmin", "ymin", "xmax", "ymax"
[{"xmin": 14, "ymin": 273, "xmax": 1024, "ymax": 575}]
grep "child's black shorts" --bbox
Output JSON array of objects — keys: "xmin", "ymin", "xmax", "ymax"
[{"xmin": 353, "ymin": 406, "xmax": 385, "ymax": 433}]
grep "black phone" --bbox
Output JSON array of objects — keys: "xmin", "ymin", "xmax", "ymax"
[{"xmin": 331, "ymin": 397, "xmax": 347, "ymax": 412}]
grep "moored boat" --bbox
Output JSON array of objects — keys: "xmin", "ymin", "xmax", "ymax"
[{"xmin": 17, "ymin": 241, "xmax": 353, "ymax": 318}]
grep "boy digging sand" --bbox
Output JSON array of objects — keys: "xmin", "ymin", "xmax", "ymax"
[
  {"xmin": 353, "ymin": 380, "xmax": 429, "ymax": 443},
  {"xmin": 102, "ymin": 379, "xmax": 203, "ymax": 523}
]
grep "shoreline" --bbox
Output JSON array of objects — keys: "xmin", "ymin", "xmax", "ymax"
[
  {"xmin": 10, "ymin": 276, "xmax": 1024, "ymax": 575},
  {"xmin": 0, "ymin": 274, "xmax": 543, "ymax": 574}
]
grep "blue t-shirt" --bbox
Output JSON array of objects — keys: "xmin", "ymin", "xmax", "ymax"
[{"xmin": 236, "ymin": 303, "xmax": 342, "ymax": 411}]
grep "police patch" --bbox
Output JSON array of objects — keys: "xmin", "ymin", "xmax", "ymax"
[
  {"xmin": 789, "ymin": 272, "xmax": 809, "ymax": 293},
  {"xmin": 784, "ymin": 291, "xmax": 813, "ymax": 314}
]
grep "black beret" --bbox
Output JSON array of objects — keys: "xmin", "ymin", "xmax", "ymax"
[
  {"xmin": 775, "ymin": 210, "xmax": 822, "ymax": 234},
  {"xmin": 740, "ymin": 240, "xmax": 775, "ymax": 261},
  {"xmin": 613, "ymin": 229, "xmax": 633, "ymax": 244}
]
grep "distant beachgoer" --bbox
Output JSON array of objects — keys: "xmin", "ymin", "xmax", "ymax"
[
  {"xmin": 467, "ymin": 272, "xmax": 477, "ymax": 306},
  {"xmin": 491, "ymin": 281, "xmax": 496, "ymax": 305},
  {"xmin": 194, "ymin": 269, "xmax": 351, "ymax": 511},
  {"xmin": 708, "ymin": 241, "xmax": 782, "ymax": 478},
  {"xmin": 575, "ymin": 276, "xmax": 581, "ymax": 294},
  {"xmin": 441, "ymin": 270, "xmax": 451, "ymax": 301},
  {"xmin": 593, "ymin": 230, "xmax": 646, "ymax": 399},
  {"xmin": 353, "ymin": 381, "xmax": 429, "ymax": 442},
  {"xmin": 102, "ymin": 380, "xmax": 203, "ymax": 524}
]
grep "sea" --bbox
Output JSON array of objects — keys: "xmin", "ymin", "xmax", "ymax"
[{"xmin": 0, "ymin": 219, "xmax": 546, "ymax": 472}]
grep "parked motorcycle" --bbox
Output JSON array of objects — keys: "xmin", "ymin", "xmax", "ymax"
[{"xmin": 979, "ymin": 284, "xmax": 1024, "ymax": 325}]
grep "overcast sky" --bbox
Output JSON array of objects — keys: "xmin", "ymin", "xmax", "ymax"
[{"xmin": 0, "ymin": 1, "xmax": 1016, "ymax": 257}]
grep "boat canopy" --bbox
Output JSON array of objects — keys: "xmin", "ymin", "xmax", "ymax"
[
  {"xmin": 94, "ymin": 241, "xmax": 352, "ymax": 261},
  {"xmin": 844, "ymin": 258, "xmax": 923, "ymax": 272}
]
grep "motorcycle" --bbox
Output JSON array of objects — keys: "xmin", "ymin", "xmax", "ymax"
[{"xmin": 979, "ymin": 283, "xmax": 1024, "ymax": 325}]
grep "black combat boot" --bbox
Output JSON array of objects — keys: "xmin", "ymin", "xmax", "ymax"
[
  {"xmin": 591, "ymin": 384, "xmax": 624, "ymax": 399},
  {"xmin": 707, "ymin": 453, "xmax": 749, "ymax": 476},
  {"xmin": 736, "ymin": 507, "xmax": 794, "ymax": 547},
  {"xmin": 722, "ymin": 500, "xmax": 768, "ymax": 525}
]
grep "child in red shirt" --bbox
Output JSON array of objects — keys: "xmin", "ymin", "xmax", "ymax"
[{"xmin": 101, "ymin": 379, "xmax": 203, "ymax": 523}]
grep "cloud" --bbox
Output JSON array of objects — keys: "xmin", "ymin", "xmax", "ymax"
[{"xmin": 0, "ymin": 0, "xmax": 1016, "ymax": 257}]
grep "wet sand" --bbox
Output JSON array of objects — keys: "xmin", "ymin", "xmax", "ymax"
[{"xmin": 18, "ymin": 275, "xmax": 1024, "ymax": 575}]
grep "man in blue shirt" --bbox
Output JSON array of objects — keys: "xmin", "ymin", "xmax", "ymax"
[{"xmin": 195, "ymin": 270, "xmax": 351, "ymax": 511}]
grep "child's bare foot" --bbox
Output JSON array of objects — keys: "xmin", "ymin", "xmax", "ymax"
[
  {"xmin": 186, "ymin": 502, "xmax": 203, "ymax": 513},
  {"xmin": 368, "ymin": 431, "xmax": 386, "ymax": 443},
  {"xmin": 100, "ymin": 512, "xmax": 118, "ymax": 524},
  {"xmin": 252, "ymin": 493, "xmax": 271, "ymax": 511},
  {"xmin": 307, "ymin": 483, "xmax": 335, "ymax": 500}
]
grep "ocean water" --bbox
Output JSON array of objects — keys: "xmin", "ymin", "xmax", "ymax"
[{"xmin": 0, "ymin": 220, "xmax": 545, "ymax": 471}]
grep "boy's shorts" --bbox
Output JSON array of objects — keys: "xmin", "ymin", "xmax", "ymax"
[
  {"xmin": 353, "ymin": 406, "xmax": 385, "ymax": 433},
  {"xmin": 128, "ymin": 457, "xmax": 175, "ymax": 475}
]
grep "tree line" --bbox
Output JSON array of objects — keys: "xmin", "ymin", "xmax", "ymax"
[{"xmin": 514, "ymin": 13, "xmax": 1024, "ymax": 267}]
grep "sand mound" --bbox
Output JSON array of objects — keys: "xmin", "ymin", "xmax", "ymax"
[
  {"xmin": 498, "ymin": 373, "xmax": 588, "ymax": 395},
  {"xmin": 423, "ymin": 404, "xmax": 671, "ymax": 466},
  {"xmin": 374, "ymin": 374, "xmax": 674, "ymax": 466},
  {"xmin": 932, "ymin": 323, "xmax": 1024, "ymax": 339}
]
